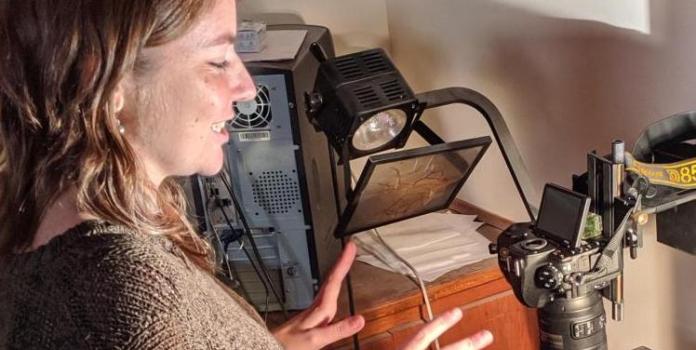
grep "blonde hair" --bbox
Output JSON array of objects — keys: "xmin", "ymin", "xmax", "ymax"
[{"xmin": 0, "ymin": 0, "xmax": 215, "ymax": 271}]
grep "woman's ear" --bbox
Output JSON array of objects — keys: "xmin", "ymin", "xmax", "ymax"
[
  {"xmin": 110, "ymin": 75, "xmax": 135, "ymax": 135},
  {"xmin": 111, "ymin": 82, "xmax": 126, "ymax": 114}
]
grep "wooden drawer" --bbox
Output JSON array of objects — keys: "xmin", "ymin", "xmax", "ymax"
[{"xmin": 329, "ymin": 277, "xmax": 538, "ymax": 349}]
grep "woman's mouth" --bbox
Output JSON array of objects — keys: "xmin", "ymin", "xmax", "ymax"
[
  {"xmin": 211, "ymin": 120, "xmax": 227, "ymax": 133},
  {"xmin": 211, "ymin": 120, "xmax": 230, "ymax": 144}
]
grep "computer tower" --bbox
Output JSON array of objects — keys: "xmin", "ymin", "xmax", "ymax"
[{"xmin": 193, "ymin": 25, "xmax": 344, "ymax": 311}]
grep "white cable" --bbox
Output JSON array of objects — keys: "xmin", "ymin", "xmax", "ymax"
[
  {"xmin": 371, "ymin": 228, "xmax": 440, "ymax": 350},
  {"xmin": 350, "ymin": 170, "xmax": 441, "ymax": 350}
]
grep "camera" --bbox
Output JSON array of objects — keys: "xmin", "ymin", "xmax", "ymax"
[
  {"xmin": 492, "ymin": 184, "xmax": 625, "ymax": 349},
  {"xmin": 490, "ymin": 142, "xmax": 641, "ymax": 350},
  {"xmin": 489, "ymin": 111, "xmax": 696, "ymax": 350},
  {"xmin": 495, "ymin": 184, "xmax": 607, "ymax": 304}
]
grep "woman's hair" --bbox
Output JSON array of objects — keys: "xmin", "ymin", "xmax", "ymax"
[{"xmin": 0, "ymin": 0, "xmax": 215, "ymax": 271}]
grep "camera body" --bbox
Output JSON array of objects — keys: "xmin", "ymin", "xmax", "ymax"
[
  {"xmin": 495, "ymin": 222, "xmax": 612, "ymax": 309},
  {"xmin": 496, "ymin": 225, "xmax": 615, "ymax": 348},
  {"xmin": 494, "ymin": 182, "xmax": 623, "ymax": 308},
  {"xmin": 490, "ymin": 181, "xmax": 634, "ymax": 349}
]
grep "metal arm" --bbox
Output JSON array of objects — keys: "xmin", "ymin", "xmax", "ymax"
[{"xmin": 414, "ymin": 87, "xmax": 538, "ymax": 221}]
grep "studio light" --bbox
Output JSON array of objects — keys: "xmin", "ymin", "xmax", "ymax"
[
  {"xmin": 305, "ymin": 44, "xmax": 539, "ymax": 235},
  {"xmin": 305, "ymin": 47, "xmax": 422, "ymax": 160},
  {"xmin": 352, "ymin": 109, "xmax": 408, "ymax": 151},
  {"xmin": 302, "ymin": 42, "xmax": 540, "ymax": 350}
]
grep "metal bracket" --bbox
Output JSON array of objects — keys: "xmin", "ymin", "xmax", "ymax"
[{"xmin": 414, "ymin": 87, "xmax": 538, "ymax": 221}]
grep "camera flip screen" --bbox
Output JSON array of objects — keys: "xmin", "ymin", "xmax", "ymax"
[{"xmin": 535, "ymin": 184, "xmax": 590, "ymax": 248}]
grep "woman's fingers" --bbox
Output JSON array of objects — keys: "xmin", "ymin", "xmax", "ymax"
[
  {"xmin": 306, "ymin": 315, "xmax": 365, "ymax": 349},
  {"xmin": 273, "ymin": 314, "xmax": 365, "ymax": 350},
  {"xmin": 304, "ymin": 241, "xmax": 358, "ymax": 326},
  {"xmin": 400, "ymin": 308, "xmax": 493, "ymax": 350},
  {"xmin": 401, "ymin": 308, "xmax": 464, "ymax": 350},
  {"xmin": 320, "ymin": 241, "xmax": 357, "ymax": 303},
  {"xmin": 441, "ymin": 330, "xmax": 494, "ymax": 350}
]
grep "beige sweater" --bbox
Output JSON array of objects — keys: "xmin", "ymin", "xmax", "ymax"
[{"xmin": 0, "ymin": 221, "xmax": 284, "ymax": 349}]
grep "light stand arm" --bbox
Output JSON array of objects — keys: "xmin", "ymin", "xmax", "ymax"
[{"xmin": 414, "ymin": 87, "xmax": 538, "ymax": 221}]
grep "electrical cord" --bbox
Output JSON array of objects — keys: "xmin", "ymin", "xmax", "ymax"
[
  {"xmin": 203, "ymin": 175, "xmax": 279, "ymax": 320},
  {"xmin": 208, "ymin": 210, "xmax": 235, "ymax": 278},
  {"xmin": 202, "ymin": 179, "xmax": 257, "ymax": 303},
  {"xmin": 218, "ymin": 172, "xmax": 289, "ymax": 319},
  {"xmin": 201, "ymin": 185, "xmax": 238, "ymax": 281},
  {"xmin": 264, "ymin": 292, "xmax": 271, "ymax": 324},
  {"xmin": 212, "ymin": 196, "xmax": 273, "ymax": 317},
  {"xmin": 370, "ymin": 227, "xmax": 440, "ymax": 350},
  {"xmin": 349, "ymin": 171, "xmax": 441, "ymax": 350},
  {"xmin": 209, "ymin": 219, "xmax": 238, "ymax": 286}
]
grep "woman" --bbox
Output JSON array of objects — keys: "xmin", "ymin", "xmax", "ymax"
[{"xmin": 0, "ymin": 0, "xmax": 494, "ymax": 349}]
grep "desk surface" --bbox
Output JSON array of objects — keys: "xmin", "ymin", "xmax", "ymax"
[
  {"xmin": 330, "ymin": 200, "xmax": 539, "ymax": 349},
  {"xmin": 337, "ymin": 221, "xmax": 503, "ymax": 320}
]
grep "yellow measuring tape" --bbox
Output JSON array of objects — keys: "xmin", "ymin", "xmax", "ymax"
[{"xmin": 625, "ymin": 152, "xmax": 696, "ymax": 189}]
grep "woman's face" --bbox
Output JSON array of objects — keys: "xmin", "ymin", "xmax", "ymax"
[{"xmin": 121, "ymin": 0, "xmax": 255, "ymax": 185}]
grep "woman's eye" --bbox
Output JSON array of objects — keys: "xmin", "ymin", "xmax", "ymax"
[{"xmin": 210, "ymin": 61, "xmax": 230, "ymax": 70}]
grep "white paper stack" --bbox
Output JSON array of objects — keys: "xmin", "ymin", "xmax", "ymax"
[{"xmin": 353, "ymin": 213, "xmax": 492, "ymax": 282}]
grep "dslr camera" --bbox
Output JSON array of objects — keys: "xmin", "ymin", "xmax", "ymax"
[
  {"xmin": 490, "ymin": 111, "xmax": 696, "ymax": 349},
  {"xmin": 490, "ymin": 141, "xmax": 641, "ymax": 350}
]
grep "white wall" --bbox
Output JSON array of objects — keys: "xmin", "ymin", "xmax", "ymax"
[
  {"xmin": 385, "ymin": 0, "xmax": 696, "ymax": 349},
  {"xmin": 241, "ymin": 1, "xmax": 696, "ymax": 348},
  {"xmin": 237, "ymin": 0, "xmax": 390, "ymax": 54},
  {"xmin": 491, "ymin": 0, "xmax": 651, "ymax": 33},
  {"xmin": 383, "ymin": 0, "xmax": 668, "ymax": 221}
]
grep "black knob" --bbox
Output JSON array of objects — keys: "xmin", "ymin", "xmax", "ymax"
[
  {"xmin": 305, "ymin": 92, "xmax": 323, "ymax": 114},
  {"xmin": 489, "ymin": 243, "xmax": 498, "ymax": 254},
  {"xmin": 535, "ymin": 265, "xmax": 563, "ymax": 290}
]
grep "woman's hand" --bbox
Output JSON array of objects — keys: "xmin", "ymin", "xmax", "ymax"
[
  {"xmin": 400, "ymin": 308, "xmax": 494, "ymax": 350},
  {"xmin": 272, "ymin": 241, "xmax": 494, "ymax": 350},
  {"xmin": 272, "ymin": 241, "xmax": 365, "ymax": 350}
]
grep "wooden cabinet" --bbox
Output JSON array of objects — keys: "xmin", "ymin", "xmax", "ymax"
[{"xmin": 327, "ymin": 201, "xmax": 539, "ymax": 349}]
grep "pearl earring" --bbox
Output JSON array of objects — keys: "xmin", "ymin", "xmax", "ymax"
[{"xmin": 117, "ymin": 118, "xmax": 125, "ymax": 134}]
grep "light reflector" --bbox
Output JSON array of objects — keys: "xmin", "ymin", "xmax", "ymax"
[{"xmin": 352, "ymin": 109, "xmax": 408, "ymax": 152}]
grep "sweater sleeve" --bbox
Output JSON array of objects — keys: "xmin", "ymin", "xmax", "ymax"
[
  {"xmin": 65, "ymin": 234, "xmax": 209, "ymax": 350},
  {"xmin": 2, "ymin": 223, "xmax": 282, "ymax": 350}
]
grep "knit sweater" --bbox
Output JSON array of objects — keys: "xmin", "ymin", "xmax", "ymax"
[{"xmin": 0, "ymin": 221, "xmax": 284, "ymax": 350}]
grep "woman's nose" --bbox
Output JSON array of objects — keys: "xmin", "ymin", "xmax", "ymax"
[{"xmin": 236, "ymin": 66, "xmax": 257, "ymax": 102}]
